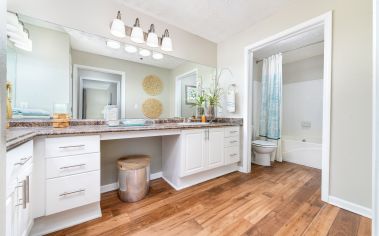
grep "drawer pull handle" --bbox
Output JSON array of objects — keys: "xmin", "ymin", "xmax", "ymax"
[
  {"xmin": 59, "ymin": 189, "xmax": 85, "ymax": 197},
  {"xmin": 229, "ymin": 141, "xmax": 238, "ymax": 144},
  {"xmin": 16, "ymin": 180, "xmax": 27, "ymax": 208},
  {"xmin": 230, "ymin": 153, "xmax": 238, "ymax": 157},
  {"xmin": 59, "ymin": 144, "xmax": 85, "ymax": 149},
  {"xmin": 25, "ymin": 176, "xmax": 30, "ymax": 203},
  {"xmin": 60, "ymin": 164, "xmax": 86, "ymax": 170},
  {"xmin": 14, "ymin": 155, "xmax": 32, "ymax": 166},
  {"xmin": 230, "ymin": 131, "xmax": 238, "ymax": 133}
]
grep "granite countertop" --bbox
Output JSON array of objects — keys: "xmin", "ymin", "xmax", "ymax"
[{"xmin": 6, "ymin": 119, "xmax": 243, "ymax": 151}]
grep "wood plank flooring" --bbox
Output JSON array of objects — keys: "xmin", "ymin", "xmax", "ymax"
[{"xmin": 49, "ymin": 162, "xmax": 371, "ymax": 236}]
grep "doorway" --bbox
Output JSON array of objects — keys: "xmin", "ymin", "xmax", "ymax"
[
  {"xmin": 73, "ymin": 64, "xmax": 126, "ymax": 119},
  {"xmin": 175, "ymin": 69, "xmax": 198, "ymax": 117},
  {"xmin": 243, "ymin": 12, "xmax": 332, "ymax": 202}
]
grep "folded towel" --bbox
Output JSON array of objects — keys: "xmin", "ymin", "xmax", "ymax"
[{"xmin": 13, "ymin": 108, "xmax": 50, "ymax": 117}]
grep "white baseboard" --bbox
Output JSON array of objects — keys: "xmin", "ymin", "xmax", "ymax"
[
  {"xmin": 100, "ymin": 172, "xmax": 163, "ymax": 193},
  {"xmin": 31, "ymin": 202, "xmax": 101, "ymax": 236},
  {"xmin": 329, "ymin": 196, "xmax": 372, "ymax": 218}
]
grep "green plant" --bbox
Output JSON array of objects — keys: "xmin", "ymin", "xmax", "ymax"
[
  {"xmin": 207, "ymin": 86, "xmax": 223, "ymax": 107},
  {"xmin": 192, "ymin": 93, "xmax": 206, "ymax": 107}
]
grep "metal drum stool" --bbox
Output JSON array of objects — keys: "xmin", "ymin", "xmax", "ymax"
[{"xmin": 117, "ymin": 155, "xmax": 151, "ymax": 202}]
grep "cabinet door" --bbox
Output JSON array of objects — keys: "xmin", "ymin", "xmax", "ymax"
[
  {"xmin": 181, "ymin": 130, "xmax": 206, "ymax": 177},
  {"xmin": 5, "ymin": 181, "xmax": 18, "ymax": 236},
  {"xmin": 17, "ymin": 164, "xmax": 33, "ymax": 236},
  {"xmin": 207, "ymin": 128, "xmax": 225, "ymax": 169}
]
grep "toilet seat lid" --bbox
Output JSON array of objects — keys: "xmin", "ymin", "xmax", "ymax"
[{"xmin": 252, "ymin": 140, "xmax": 277, "ymax": 147}]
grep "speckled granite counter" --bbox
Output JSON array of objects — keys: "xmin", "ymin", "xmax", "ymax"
[{"xmin": 6, "ymin": 119, "xmax": 243, "ymax": 151}]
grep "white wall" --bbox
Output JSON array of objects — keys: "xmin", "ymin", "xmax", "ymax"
[
  {"xmin": 72, "ymin": 50, "xmax": 171, "ymax": 118},
  {"xmin": 7, "ymin": 0, "xmax": 217, "ymax": 67},
  {"xmin": 12, "ymin": 23, "xmax": 70, "ymax": 113},
  {"xmin": 218, "ymin": 0, "xmax": 372, "ymax": 208},
  {"xmin": 282, "ymin": 80, "xmax": 323, "ymax": 140},
  {"xmin": 282, "ymin": 56, "xmax": 323, "ymax": 140}
]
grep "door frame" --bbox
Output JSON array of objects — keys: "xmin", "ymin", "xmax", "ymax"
[
  {"xmin": 72, "ymin": 64, "xmax": 125, "ymax": 119},
  {"xmin": 174, "ymin": 69, "xmax": 198, "ymax": 117},
  {"xmin": 242, "ymin": 12, "xmax": 332, "ymax": 202},
  {"xmin": 78, "ymin": 76, "xmax": 121, "ymax": 119}
]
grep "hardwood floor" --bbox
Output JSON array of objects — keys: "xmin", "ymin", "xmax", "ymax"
[{"xmin": 49, "ymin": 162, "xmax": 371, "ymax": 236}]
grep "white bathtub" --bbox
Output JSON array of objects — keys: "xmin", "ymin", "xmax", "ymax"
[{"xmin": 282, "ymin": 136, "xmax": 322, "ymax": 169}]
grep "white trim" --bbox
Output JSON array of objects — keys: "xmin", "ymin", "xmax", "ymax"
[
  {"xmin": 243, "ymin": 12, "xmax": 333, "ymax": 201},
  {"xmin": 100, "ymin": 172, "xmax": 163, "ymax": 193},
  {"xmin": 174, "ymin": 69, "xmax": 198, "ymax": 117},
  {"xmin": 72, "ymin": 64, "xmax": 126, "ymax": 119},
  {"xmin": 329, "ymin": 196, "xmax": 372, "ymax": 219},
  {"xmin": 373, "ymin": 0, "xmax": 378, "ymax": 234}
]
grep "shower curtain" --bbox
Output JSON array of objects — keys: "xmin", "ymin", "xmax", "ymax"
[{"xmin": 259, "ymin": 53, "xmax": 283, "ymax": 162}]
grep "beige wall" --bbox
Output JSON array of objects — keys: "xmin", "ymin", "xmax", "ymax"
[
  {"xmin": 101, "ymin": 137, "xmax": 163, "ymax": 186},
  {"xmin": 7, "ymin": 0, "xmax": 217, "ymax": 67},
  {"xmin": 218, "ymin": 0, "xmax": 372, "ymax": 208},
  {"xmin": 71, "ymin": 50, "xmax": 171, "ymax": 118}
]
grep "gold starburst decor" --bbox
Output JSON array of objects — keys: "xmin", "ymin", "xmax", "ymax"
[
  {"xmin": 143, "ymin": 75, "xmax": 163, "ymax": 96},
  {"xmin": 142, "ymin": 98, "xmax": 162, "ymax": 118}
]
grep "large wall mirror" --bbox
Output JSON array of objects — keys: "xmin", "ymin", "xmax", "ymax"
[{"xmin": 6, "ymin": 13, "xmax": 216, "ymax": 120}]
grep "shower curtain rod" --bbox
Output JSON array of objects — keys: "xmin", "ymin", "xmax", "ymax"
[{"xmin": 255, "ymin": 40, "xmax": 324, "ymax": 64}]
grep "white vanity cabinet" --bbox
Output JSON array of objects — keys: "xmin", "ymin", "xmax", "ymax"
[
  {"xmin": 44, "ymin": 135, "xmax": 101, "ymax": 215},
  {"xmin": 181, "ymin": 128, "xmax": 225, "ymax": 177},
  {"xmin": 163, "ymin": 126, "xmax": 240, "ymax": 190},
  {"xmin": 6, "ymin": 140, "xmax": 34, "ymax": 236}
]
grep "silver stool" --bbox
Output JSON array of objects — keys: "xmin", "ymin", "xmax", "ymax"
[{"xmin": 117, "ymin": 155, "xmax": 151, "ymax": 202}]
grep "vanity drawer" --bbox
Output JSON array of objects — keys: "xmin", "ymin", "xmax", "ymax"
[
  {"xmin": 6, "ymin": 140, "xmax": 33, "ymax": 184},
  {"xmin": 224, "ymin": 127, "xmax": 240, "ymax": 137},
  {"xmin": 45, "ymin": 170, "xmax": 100, "ymax": 215},
  {"xmin": 224, "ymin": 136, "xmax": 240, "ymax": 147},
  {"xmin": 45, "ymin": 135, "xmax": 100, "ymax": 158},
  {"xmin": 46, "ymin": 153, "xmax": 100, "ymax": 179},
  {"xmin": 224, "ymin": 146, "xmax": 240, "ymax": 164}
]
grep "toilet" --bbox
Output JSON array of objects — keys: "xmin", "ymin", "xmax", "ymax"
[{"xmin": 252, "ymin": 140, "xmax": 277, "ymax": 166}]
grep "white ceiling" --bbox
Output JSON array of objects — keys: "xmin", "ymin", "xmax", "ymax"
[
  {"xmin": 118, "ymin": 0, "xmax": 297, "ymax": 43},
  {"xmin": 254, "ymin": 25, "xmax": 324, "ymax": 64}
]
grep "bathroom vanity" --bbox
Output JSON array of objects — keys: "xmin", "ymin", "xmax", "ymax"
[
  {"xmin": 4, "ymin": 8, "xmax": 240, "ymax": 235},
  {"xmin": 5, "ymin": 121, "xmax": 242, "ymax": 235}
]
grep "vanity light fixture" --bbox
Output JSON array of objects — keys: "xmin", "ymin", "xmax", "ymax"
[
  {"xmin": 109, "ymin": 11, "xmax": 173, "ymax": 51},
  {"xmin": 124, "ymin": 44, "xmax": 137, "ymax": 53},
  {"xmin": 106, "ymin": 39, "xmax": 121, "ymax": 49},
  {"xmin": 130, "ymin": 18, "xmax": 144, "ymax": 44},
  {"xmin": 161, "ymin": 29, "xmax": 173, "ymax": 51},
  {"xmin": 146, "ymin": 24, "xmax": 158, "ymax": 48},
  {"xmin": 139, "ymin": 48, "xmax": 151, "ymax": 57},
  {"xmin": 110, "ymin": 11, "xmax": 126, "ymax": 38},
  {"xmin": 152, "ymin": 52, "xmax": 163, "ymax": 60},
  {"xmin": 6, "ymin": 12, "xmax": 33, "ymax": 52}
]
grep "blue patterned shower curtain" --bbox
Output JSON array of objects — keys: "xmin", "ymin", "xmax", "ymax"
[{"xmin": 259, "ymin": 53, "xmax": 283, "ymax": 161}]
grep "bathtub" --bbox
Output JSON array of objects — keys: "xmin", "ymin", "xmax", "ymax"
[{"xmin": 281, "ymin": 136, "xmax": 322, "ymax": 169}]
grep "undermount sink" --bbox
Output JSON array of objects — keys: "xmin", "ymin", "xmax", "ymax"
[{"xmin": 177, "ymin": 122, "xmax": 210, "ymax": 125}]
